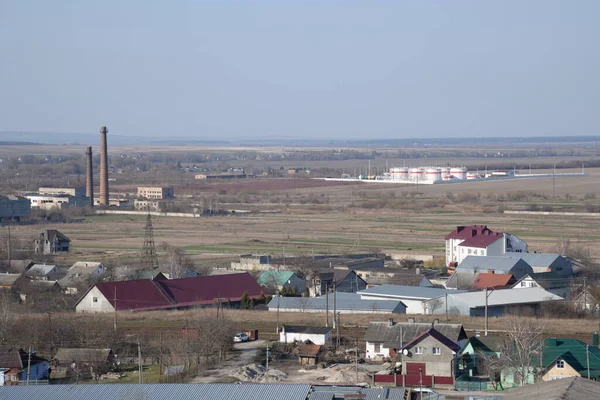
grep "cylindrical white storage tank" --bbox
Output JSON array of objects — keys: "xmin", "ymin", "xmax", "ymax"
[
  {"xmin": 390, "ymin": 168, "xmax": 402, "ymax": 181},
  {"xmin": 425, "ymin": 168, "xmax": 442, "ymax": 182},
  {"xmin": 399, "ymin": 167, "xmax": 409, "ymax": 180},
  {"xmin": 466, "ymin": 173, "xmax": 480, "ymax": 180},
  {"xmin": 409, "ymin": 168, "xmax": 422, "ymax": 181},
  {"xmin": 450, "ymin": 167, "xmax": 467, "ymax": 180}
]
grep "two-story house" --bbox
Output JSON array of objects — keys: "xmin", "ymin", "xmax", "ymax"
[
  {"xmin": 445, "ymin": 225, "xmax": 528, "ymax": 269},
  {"xmin": 309, "ymin": 269, "xmax": 366, "ymax": 297}
]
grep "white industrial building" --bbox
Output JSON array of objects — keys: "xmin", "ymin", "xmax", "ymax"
[
  {"xmin": 423, "ymin": 287, "xmax": 563, "ymax": 317},
  {"xmin": 357, "ymin": 285, "xmax": 465, "ymax": 314}
]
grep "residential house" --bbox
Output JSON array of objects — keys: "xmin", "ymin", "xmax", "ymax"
[
  {"xmin": 23, "ymin": 264, "xmax": 65, "ymax": 282},
  {"xmin": 446, "ymin": 256, "xmax": 534, "ymax": 290},
  {"xmin": 58, "ymin": 262, "xmax": 105, "ymax": 294},
  {"xmin": 267, "ymin": 292, "xmax": 407, "ymax": 315},
  {"xmin": 399, "ymin": 327, "xmax": 461, "ymax": 387},
  {"xmin": 75, "ymin": 273, "xmax": 264, "ymax": 313},
  {"xmin": 572, "ymin": 287, "xmax": 598, "ymax": 312},
  {"xmin": 542, "ymin": 337, "xmax": 600, "ymax": 381},
  {"xmin": 364, "ymin": 319, "xmax": 467, "ymax": 360},
  {"xmin": 357, "ymin": 285, "xmax": 466, "ymax": 314},
  {"xmin": 308, "ymin": 269, "xmax": 366, "ymax": 297},
  {"xmin": 445, "ymin": 225, "xmax": 528, "ymax": 268},
  {"xmin": 53, "ymin": 348, "xmax": 116, "ymax": 377},
  {"xmin": 425, "ymin": 287, "xmax": 563, "ymax": 317},
  {"xmin": 0, "ymin": 348, "xmax": 49, "ymax": 385},
  {"xmin": 512, "ymin": 272, "xmax": 569, "ymax": 298},
  {"xmin": 34, "ymin": 229, "xmax": 71, "ymax": 254},
  {"xmin": 506, "ymin": 253, "xmax": 574, "ymax": 278},
  {"xmin": 257, "ymin": 270, "xmax": 306, "ymax": 294},
  {"xmin": 353, "ymin": 266, "xmax": 435, "ymax": 288},
  {"xmin": 12, "ymin": 278, "xmax": 62, "ymax": 305},
  {"xmin": 504, "ymin": 377, "xmax": 600, "ymax": 400},
  {"xmin": 297, "ymin": 344, "xmax": 322, "ymax": 366},
  {"xmin": 471, "ymin": 273, "xmax": 515, "ymax": 290},
  {"xmin": 279, "ymin": 325, "xmax": 332, "ymax": 345},
  {"xmin": 457, "ymin": 336, "xmax": 499, "ymax": 378}
]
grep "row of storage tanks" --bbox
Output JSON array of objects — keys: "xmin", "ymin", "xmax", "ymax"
[{"xmin": 388, "ymin": 167, "xmax": 481, "ymax": 182}]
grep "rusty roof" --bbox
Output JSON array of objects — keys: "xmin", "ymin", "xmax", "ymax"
[{"xmin": 472, "ymin": 273, "xmax": 514, "ymax": 289}]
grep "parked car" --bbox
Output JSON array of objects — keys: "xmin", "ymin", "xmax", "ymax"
[{"xmin": 233, "ymin": 333, "xmax": 249, "ymax": 343}]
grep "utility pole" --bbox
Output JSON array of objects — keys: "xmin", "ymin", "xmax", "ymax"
[
  {"xmin": 7, "ymin": 224, "xmax": 11, "ymax": 269},
  {"xmin": 484, "ymin": 288, "xmax": 494, "ymax": 336},
  {"xmin": 333, "ymin": 283, "xmax": 337, "ymax": 329},
  {"xmin": 336, "ymin": 312, "xmax": 341, "ymax": 348},
  {"xmin": 445, "ymin": 292, "xmax": 448, "ymax": 323},
  {"xmin": 113, "ymin": 286, "xmax": 117, "ymax": 332},
  {"xmin": 26, "ymin": 346, "xmax": 32, "ymax": 385},
  {"xmin": 584, "ymin": 277, "xmax": 588, "ymax": 313},
  {"xmin": 47, "ymin": 312, "xmax": 55, "ymax": 358},
  {"xmin": 325, "ymin": 283, "xmax": 329, "ymax": 327},
  {"xmin": 276, "ymin": 290, "xmax": 280, "ymax": 334},
  {"xmin": 266, "ymin": 341, "xmax": 270, "ymax": 372},
  {"xmin": 553, "ymin": 164, "xmax": 556, "ymax": 198},
  {"xmin": 159, "ymin": 332, "xmax": 163, "ymax": 379},
  {"xmin": 355, "ymin": 338, "xmax": 359, "ymax": 384},
  {"xmin": 137, "ymin": 338, "xmax": 144, "ymax": 384},
  {"xmin": 587, "ymin": 344, "xmax": 591, "ymax": 379}
]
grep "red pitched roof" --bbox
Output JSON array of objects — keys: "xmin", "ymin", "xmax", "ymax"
[
  {"xmin": 157, "ymin": 273, "xmax": 263, "ymax": 307},
  {"xmin": 472, "ymin": 273, "xmax": 514, "ymax": 290},
  {"xmin": 95, "ymin": 279, "xmax": 173, "ymax": 311},
  {"xmin": 458, "ymin": 232, "xmax": 504, "ymax": 249},
  {"xmin": 445, "ymin": 225, "xmax": 495, "ymax": 240},
  {"xmin": 298, "ymin": 344, "xmax": 322, "ymax": 358},
  {"xmin": 91, "ymin": 273, "xmax": 263, "ymax": 311}
]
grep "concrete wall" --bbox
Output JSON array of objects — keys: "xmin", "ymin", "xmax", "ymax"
[
  {"xmin": 137, "ymin": 187, "xmax": 174, "ymax": 200},
  {"xmin": 75, "ymin": 286, "xmax": 114, "ymax": 313},
  {"xmin": 279, "ymin": 331, "xmax": 330, "ymax": 345},
  {"xmin": 366, "ymin": 341, "xmax": 393, "ymax": 359},
  {"xmin": 360, "ymin": 295, "xmax": 425, "ymax": 314},
  {"xmin": 402, "ymin": 335, "xmax": 455, "ymax": 377}
]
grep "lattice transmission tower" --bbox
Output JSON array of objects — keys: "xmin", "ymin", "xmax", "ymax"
[{"xmin": 140, "ymin": 212, "xmax": 159, "ymax": 269}]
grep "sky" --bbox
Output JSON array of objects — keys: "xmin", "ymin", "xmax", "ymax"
[{"xmin": 1, "ymin": 1, "xmax": 599, "ymax": 140}]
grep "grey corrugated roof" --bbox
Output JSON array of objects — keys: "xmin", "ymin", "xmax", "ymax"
[
  {"xmin": 444, "ymin": 287, "xmax": 563, "ymax": 308},
  {"xmin": 505, "ymin": 252, "xmax": 563, "ymax": 267},
  {"xmin": 444, "ymin": 272, "xmax": 478, "ymax": 290},
  {"xmin": 504, "ymin": 376, "xmax": 600, "ymax": 400},
  {"xmin": 364, "ymin": 321, "xmax": 467, "ymax": 347},
  {"xmin": 0, "ymin": 383, "xmax": 312, "ymax": 400},
  {"xmin": 25, "ymin": 264, "xmax": 57, "ymax": 277},
  {"xmin": 267, "ymin": 293, "xmax": 406, "ymax": 313},
  {"xmin": 310, "ymin": 386, "xmax": 407, "ymax": 400},
  {"xmin": 457, "ymin": 256, "xmax": 530, "ymax": 273},
  {"xmin": 358, "ymin": 284, "xmax": 465, "ymax": 300}
]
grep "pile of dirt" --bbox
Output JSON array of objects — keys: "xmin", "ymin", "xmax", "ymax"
[
  {"xmin": 323, "ymin": 365, "xmax": 370, "ymax": 384},
  {"xmin": 230, "ymin": 363, "xmax": 288, "ymax": 383}
]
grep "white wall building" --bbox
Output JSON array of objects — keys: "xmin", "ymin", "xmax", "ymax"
[
  {"xmin": 357, "ymin": 285, "xmax": 465, "ymax": 314},
  {"xmin": 445, "ymin": 225, "xmax": 528, "ymax": 267},
  {"xmin": 75, "ymin": 286, "xmax": 115, "ymax": 313},
  {"xmin": 279, "ymin": 325, "xmax": 332, "ymax": 345}
]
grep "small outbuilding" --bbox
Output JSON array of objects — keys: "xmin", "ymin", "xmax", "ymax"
[
  {"xmin": 297, "ymin": 344, "xmax": 322, "ymax": 366},
  {"xmin": 279, "ymin": 325, "xmax": 332, "ymax": 345}
]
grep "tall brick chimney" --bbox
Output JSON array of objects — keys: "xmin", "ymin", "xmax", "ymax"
[
  {"xmin": 85, "ymin": 146, "xmax": 94, "ymax": 207},
  {"xmin": 99, "ymin": 126, "xmax": 109, "ymax": 206}
]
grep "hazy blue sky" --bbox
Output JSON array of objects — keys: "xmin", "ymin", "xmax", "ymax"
[{"xmin": 1, "ymin": 1, "xmax": 598, "ymax": 139}]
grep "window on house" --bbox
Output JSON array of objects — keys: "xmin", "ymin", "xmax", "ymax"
[
  {"xmin": 432, "ymin": 347, "xmax": 441, "ymax": 355},
  {"xmin": 468, "ymin": 249, "xmax": 472, "ymax": 254},
  {"xmin": 414, "ymin": 347, "xmax": 423, "ymax": 354},
  {"xmin": 556, "ymin": 360, "xmax": 565, "ymax": 369},
  {"xmin": 374, "ymin": 343, "xmax": 381, "ymax": 353},
  {"xmin": 93, "ymin": 297, "xmax": 98, "ymax": 303},
  {"xmin": 520, "ymin": 282, "xmax": 528, "ymax": 287}
]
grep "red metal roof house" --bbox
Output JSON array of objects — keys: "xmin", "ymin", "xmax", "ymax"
[{"xmin": 75, "ymin": 273, "xmax": 264, "ymax": 313}]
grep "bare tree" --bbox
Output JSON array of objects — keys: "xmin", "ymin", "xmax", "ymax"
[
  {"xmin": 0, "ymin": 291, "xmax": 15, "ymax": 345},
  {"xmin": 500, "ymin": 316, "xmax": 545, "ymax": 386},
  {"xmin": 161, "ymin": 242, "xmax": 193, "ymax": 279}
]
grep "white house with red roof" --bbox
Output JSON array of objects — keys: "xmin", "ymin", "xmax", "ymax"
[{"xmin": 445, "ymin": 225, "xmax": 527, "ymax": 268}]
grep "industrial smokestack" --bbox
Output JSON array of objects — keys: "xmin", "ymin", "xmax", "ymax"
[
  {"xmin": 86, "ymin": 146, "xmax": 94, "ymax": 207},
  {"xmin": 99, "ymin": 126, "xmax": 109, "ymax": 206}
]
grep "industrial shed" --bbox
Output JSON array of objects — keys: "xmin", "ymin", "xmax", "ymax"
[
  {"xmin": 357, "ymin": 285, "xmax": 465, "ymax": 314},
  {"xmin": 424, "ymin": 287, "xmax": 563, "ymax": 317},
  {"xmin": 267, "ymin": 292, "xmax": 406, "ymax": 314}
]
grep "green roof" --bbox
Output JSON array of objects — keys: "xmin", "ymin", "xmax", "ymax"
[
  {"xmin": 543, "ymin": 338, "xmax": 600, "ymax": 377},
  {"xmin": 257, "ymin": 270, "xmax": 296, "ymax": 287},
  {"xmin": 526, "ymin": 272, "xmax": 566, "ymax": 290},
  {"xmin": 459, "ymin": 336, "xmax": 497, "ymax": 356}
]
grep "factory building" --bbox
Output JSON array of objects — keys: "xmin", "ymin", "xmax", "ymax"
[
  {"xmin": 25, "ymin": 194, "xmax": 78, "ymax": 210},
  {"xmin": 137, "ymin": 187, "xmax": 174, "ymax": 200},
  {"xmin": 134, "ymin": 199, "xmax": 164, "ymax": 212},
  {"xmin": 0, "ymin": 196, "xmax": 31, "ymax": 220},
  {"xmin": 38, "ymin": 186, "xmax": 86, "ymax": 198}
]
